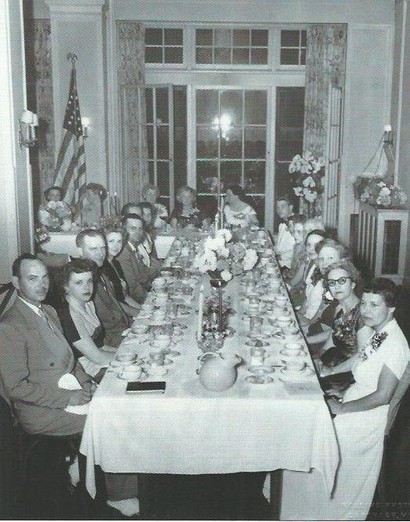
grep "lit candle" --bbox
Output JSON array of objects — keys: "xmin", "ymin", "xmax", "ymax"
[
  {"xmin": 197, "ymin": 284, "xmax": 204, "ymax": 340},
  {"xmin": 214, "ymin": 213, "xmax": 219, "ymax": 235},
  {"xmin": 384, "ymin": 124, "xmax": 392, "ymax": 132},
  {"xmin": 220, "ymin": 195, "xmax": 225, "ymax": 230}
]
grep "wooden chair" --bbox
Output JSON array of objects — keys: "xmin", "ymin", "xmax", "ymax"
[{"xmin": 376, "ymin": 360, "xmax": 410, "ymax": 509}]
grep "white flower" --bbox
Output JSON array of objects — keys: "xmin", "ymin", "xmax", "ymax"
[
  {"xmin": 303, "ymin": 151, "xmax": 314, "ymax": 162},
  {"xmin": 379, "ymin": 187, "xmax": 391, "ymax": 196},
  {"xmin": 294, "ymin": 187, "xmax": 303, "ymax": 197},
  {"xmin": 302, "ymin": 176, "xmax": 316, "ymax": 188},
  {"xmin": 377, "ymin": 182, "xmax": 386, "ymax": 188},
  {"xmin": 216, "ymin": 228, "xmax": 232, "ymax": 242},
  {"xmin": 303, "ymin": 188, "xmax": 318, "ymax": 202},
  {"xmin": 243, "ymin": 249, "xmax": 258, "ymax": 271},
  {"xmin": 220, "ymin": 270, "xmax": 233, "ymax": 282}
]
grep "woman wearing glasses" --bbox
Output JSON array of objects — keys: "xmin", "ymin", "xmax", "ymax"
[{"xmin": 318, "ymin": 260, "xmax": 363, "ymax": 368}]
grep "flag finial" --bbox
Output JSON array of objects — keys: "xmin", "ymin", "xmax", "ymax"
[{"xmin": 67, "ymin": 53, "xmax": 78, "ymax": 67}]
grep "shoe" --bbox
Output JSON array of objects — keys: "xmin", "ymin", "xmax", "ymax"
[{"xmin": 107, "ymin": 497, "xmax": 140, "ymax": 517}]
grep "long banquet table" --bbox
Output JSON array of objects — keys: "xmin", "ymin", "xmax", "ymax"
[{"xmin": 79, "ymin": 231, "xmax": 339, "ymax": 519}]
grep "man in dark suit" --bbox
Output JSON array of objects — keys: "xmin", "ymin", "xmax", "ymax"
[
  {"xmin": 76, "ymin": 229, "xmax": 130, "ymax": 347},
  {"xmin": 117, "ymin": 213, "xmax": 160, "ymax": 303}
]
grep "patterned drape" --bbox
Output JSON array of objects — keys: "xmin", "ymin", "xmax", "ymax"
[
  {"xmin": 117, "ymin": 21, "xmax": 148, "ymax": 204},
  {"xmin": 33, "ymin": 19, "xmax": 55, "ymax": 195},
  {"xmin": 303, "ymin": 24, "xmax": 347, "ymax": 158}
]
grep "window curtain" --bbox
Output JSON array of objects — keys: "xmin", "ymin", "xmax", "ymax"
[
  {"xmin": 117, "ymin": 21, "xmax": 148, "ymax": 204},
  {"xmin": 33, "ymin": 19, "xmax": 55, "ymax": 199},
  {"xmin": 303, "ymin": 24, "xmax": 347, "ymax": 158}
]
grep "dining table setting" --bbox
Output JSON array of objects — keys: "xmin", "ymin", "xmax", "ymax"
[{"xmin": 79, "ymin": 226, "xmax": 339, "ymax": 519}]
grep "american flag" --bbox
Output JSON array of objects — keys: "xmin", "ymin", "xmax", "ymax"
[{"xmin": 54, "ymin": 66, "xmax": 87, "ymax": 206}]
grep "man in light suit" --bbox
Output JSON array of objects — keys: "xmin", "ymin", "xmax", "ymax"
[
  {"xmin": 76, "ymin": 229, "xmax": 130, "ymax": 347},
  {"xmin": 117, "ymin": 213, "xmax": 160, "ymax": 303},
  {"xmin": 0, "ymin": 254, "xmax": 92, "ymax": 436}
]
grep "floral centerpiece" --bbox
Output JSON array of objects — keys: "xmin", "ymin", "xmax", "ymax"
[
  {"xmin": 193, "ymin": 229, "xmax": 258, "ymax": 284},
  {"xmin": 288, "ymin": 151, "xmax": 326, "ymax": 217},
  {"xmin": 354, "ymin": 175, "xmax": 407, "ymax": 209}
]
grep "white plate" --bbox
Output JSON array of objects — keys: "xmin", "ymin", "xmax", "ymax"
[
  {"xmin": 248, "ymin": 365, "xmax": 274, "ymax": 375},
  {"xmin": 117, "ymin": 370, "xmax": 148, "ymax": 382},
  {"xmin": 278, "ymin": 367, "xmax": 315, "ymax": 382}
]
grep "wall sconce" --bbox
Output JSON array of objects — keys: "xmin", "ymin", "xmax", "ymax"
[
  {"xmin": 81, "ymin": 117, "xmax": 90, "ymax": 139},
  {"xmin": 383, "ymin": 124, "xmax": 393, "ymax": 146},
  {"xmin": 19, "ymin": 110, "xmax": 38, "ymax": 148}
]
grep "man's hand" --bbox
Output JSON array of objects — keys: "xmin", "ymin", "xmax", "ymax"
[{"xmin": 67, "ymin": 380, "xmax": 96, "ymax": 406}]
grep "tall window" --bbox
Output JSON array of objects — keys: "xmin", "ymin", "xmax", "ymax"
[
  {"xmin": 145, "ymin": 28, "xmax": 183, "ymax": 64},
  {"xmin": 280, "ymin": 30, "xmax": 307, "ymax": 65},
  {"xmin": 196, "ymin": 88, "xmax": 267, "ymax": 224}
]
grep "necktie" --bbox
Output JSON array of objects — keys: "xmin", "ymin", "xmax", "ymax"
[{"xmin": 38, "ymin": 307, "xmax": 55, "ymax": 332}]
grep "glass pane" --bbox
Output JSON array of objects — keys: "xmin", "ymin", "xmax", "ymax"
[
  {"xmin": 215, "ymin": 47, "xmax": 231, "ymax": 64},
  {"xmin": 233, "ymin": 29, "xmax": 249, "ymax": 46},
  {"xmin": 244, "ymin": 127, "xmax": 266, "ymax": 158},
  {"xmin": 196, "ymin": 126, "xmax": 218, "ymax": 158},
  {"xmin": 174, "ymin": 86, "xmax": 187, "ymax": 189},
  {"xmin": 147, "ymin": 125, "xmax": 154, "ymax": 157},
  {"xmin": 251, "ymin": 29, "xmax": 268, "ymax": 46},
  {"xmin": 156, "ymin": 88, "xmax": 169, "ymax": 123},
  {"xmin": 301, "ymin": 30, "xmax": 307, "ymax": 47},
  {"xmin": 250, "ymin": 48, "xmax": 268, "ymax": 65},
  {"xmin": 145, "ymin": 47, "xmax": 163, "ymax": 63},
  {"xmin": 214, "ymin": 29, "xmax": 231, "ymax": 46},
  {"xmin": 196, "ymin": 90, "xmax": 219, "ymax": 124},
  {"xmin": 145, "ymin": 28, "xmax": 162, "ymax": 45},
  {"xmin": 252, "ymin": 195, "xmax": 265, "ymax": 227},
  {"xmin": 221, "ymin": 161, "xmax": 241, "ymax": 187},
  {"xmin": 196, "ymin": 161, "xmax": 218, "ymax": 193},
  {"xmin": 221, "ymin": 90, "xmax": 243, "ymax": 126},
  {"xmin": 281, "ymin": 30, "xmax": 300, "ymax": 47},
  {"xmin": 145, "ymin": 89, "xmax": 153, "ymax": 123},
  {"xmin": 148, "ymin": 161, "xmax": 155, "ymax": 184},
  {"xmin": 165, "ymin": 47, "xmax": 183, "ymax": 63},
  {"xmin": 244, "ymin": 161, "xmax": 265, "ymax": 193},
  {"xmin": 221, "ymin": 127, "xmax": 242, "ymax": 158},
  {"xmin": 157, "ymin": 126, "xmax": 169, "ymax": 159},
  {"xmin": 157, "ymin": 162, "xmax": 170, "ymax": 196},
  {"xmin": 196, "ymin": 48, "xmax": 212, "ymax": 64},
  {"xmin": 196, "ymin": 29, "xmax": 213, "ymax": 46},
  {"xmin": 164, "ymin": 28, "xmax": 182, "ymax": 45},
  {"xmin": 300, "ymin": 49, "xmax": 306, "ymax": 65},
  {"xmin": 280, "ymin": 48, "xmax": 299, "ymax": 65},
  {"xmin": 245, "ymin": 91, "xmax": 267, "ymax": 124},
  {"xmin": 233, "ymin": 48, "xmax": 249, "ymax": 64}
]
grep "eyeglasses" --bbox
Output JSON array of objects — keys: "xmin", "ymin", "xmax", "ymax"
[{"xmin": 327, "ymin": 276, "xmax": 352, "ymax": 287}]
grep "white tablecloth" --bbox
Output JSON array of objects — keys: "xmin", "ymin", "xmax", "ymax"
[
  {"xmin": 80, "ymin": 273, "xmax": 339, "ymax": 504},
  {"xmin": 42, "ymin": 231, "xmax": 175, "ymax": 259}
]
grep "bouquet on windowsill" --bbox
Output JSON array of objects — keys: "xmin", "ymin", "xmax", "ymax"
[
  {"xmin": 354, "ymin": 174, "xmax": 407, "ymax": 209},
  {"xmin": 193, "ymin": 228, "xmax": 258, "ymax": 282},
  {"xmin": 289, "ymin": 151, "xmax": 326, "ymax": 207}
]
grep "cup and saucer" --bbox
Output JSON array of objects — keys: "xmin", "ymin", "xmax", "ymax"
[{"xmin": 279, "ymin": 361, "xmax": 315, "ymax": 382}]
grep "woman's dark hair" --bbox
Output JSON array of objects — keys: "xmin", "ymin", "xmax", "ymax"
[
  {"xmin": 362, "ymin": 277, "xmax": 400, "ymax": 308},
  {"xmin": 276, "ymin": 194, "xmax": 296, "ymax": 207},
  {"xmin": 44, "ymin": 186, "xmax": 64, "ymax": 201},
  {"xmin": 86, "ymin": 183, "xmax": 107, "ymax": 200},
  {"xmin": 289, "ymin": 214, "xmax": 306, "ymax": 226},
  {"xmin": 121, "ymin": 202, "xmax": 139, "ymax": 216},
  {"xmin": 226, "ymin": 184, "xmax": 248, "ymax": 203},
  {"xmin": 323, "ymin": 260, "xmax": 361, "ymax": 290},
  {"xmin": 62, "ymin": 258, "xmax": 98, "ymax": 289},
  {"xmin": 305, "ymin": 229, "xmax": 329, "ymax": 245}
]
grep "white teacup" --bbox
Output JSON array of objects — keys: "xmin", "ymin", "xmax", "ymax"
[
  {"xmin": 277, "ymin": 315, "xmax": 292, "ymax": 330},
  {"xmin": 153, "ymin": 334, "xmax": 171, "ymax": 349},
  {"xmin": 285, "ymin": 359, "xmax": 306, "ymax": 372},
  {"xmin": 284, "ymin": 342, "xmax": 304, "ymax": 354},
  {"xmin": 275, "ymin": 295, "xmax": 288, "ymax": 308},
  {"xmin": 120, "ymin": 365, "xmax": 143, "ymax": 380},
  {"xmin": 116, "ymin": 353, "xmax": 136, "ymax": 366}
]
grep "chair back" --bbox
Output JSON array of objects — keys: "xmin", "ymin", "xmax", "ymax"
[
  {"xmin": 385, "ymin": 360, "xmax": 410, "ymax": 436},
  {"xmin": 0, "ymin": 283, "xmax": 16, "ymax": 318}
]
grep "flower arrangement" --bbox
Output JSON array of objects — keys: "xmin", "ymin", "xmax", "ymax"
[
  {"xmin": 288, "ymin": 151, "xmax": 326, "ymax": 205},
  {"xmin": 354, "ymin": 175, "xmax": 407, "ymax": 209},
  {"xmin": 193, "ymin": 229, "xmax": 258, "ymax": 282}
]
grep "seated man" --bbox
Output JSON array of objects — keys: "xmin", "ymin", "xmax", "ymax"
[
  {"xmin": 117, "ymin": 213, "xmax": 161, "ymax": 303},
  {"xmin": 76, "ymin": 229, "xmax": 130, "ymax": 348},
  {"xmin": 0, "ymin": 254, "xmax": 139, "ymax": 517},
  {"xmin": 274, "ymin": 194, "xmax": 295, "ymax": 270},
  {"xmin": 0, "ymin": 254, "xmax": 92, "ymax": 437}
]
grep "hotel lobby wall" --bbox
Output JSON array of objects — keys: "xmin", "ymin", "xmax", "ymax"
[
  {"xmin": 31, "ymin": 0, "xmax": 394, "ymax": 245},
  {"xmin": 0, "ymin": 0, "xmax": 34, "ymax": 282},
  {"xmin": 391, "ymin": 0, "xmax": 410, "ymax": 289}
]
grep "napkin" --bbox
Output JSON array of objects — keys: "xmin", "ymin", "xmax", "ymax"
[
  {"xmin": 78, "ymin": 356, "xmax": 108, "ymax": 378},
  {"xmin": 58, "ymin": 373, "xmax": 90, "ymax": 415}
]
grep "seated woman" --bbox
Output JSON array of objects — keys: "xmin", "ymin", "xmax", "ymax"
[
  {"xmin": 223, "ymin": 184, "xmax": 259, "ymax": 228},
  {"xmin": 102, "ymin": 225, "xmax": 141, "ymax": 317},
  {"xmin": 314, "ymin": 278, "xmax": 410, "ymax": 520},
  {"xmin": 170, "ymin": 186, "xmax": 207, "ymax": 229},
  {"xmin": 306, "ymin": 260, "xmax": 363, "ymax": 366},
  {"xmin": 57, "ymin": 258, "xmax": 116, "ymax": 378},
  {"xmin": 38, "ymin": 186, "xmax": 72, "ymax": 231},
  {"xmin": 135, "ymin": 202, "xmax": 158, "ymax": 238},
  {"xmin": 141, "ymin": 183, "xmax": 168, "ymax": 229},
  {"xmin": 302, "ymin": 238, "xmax": 352, "ymax": 338}
]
